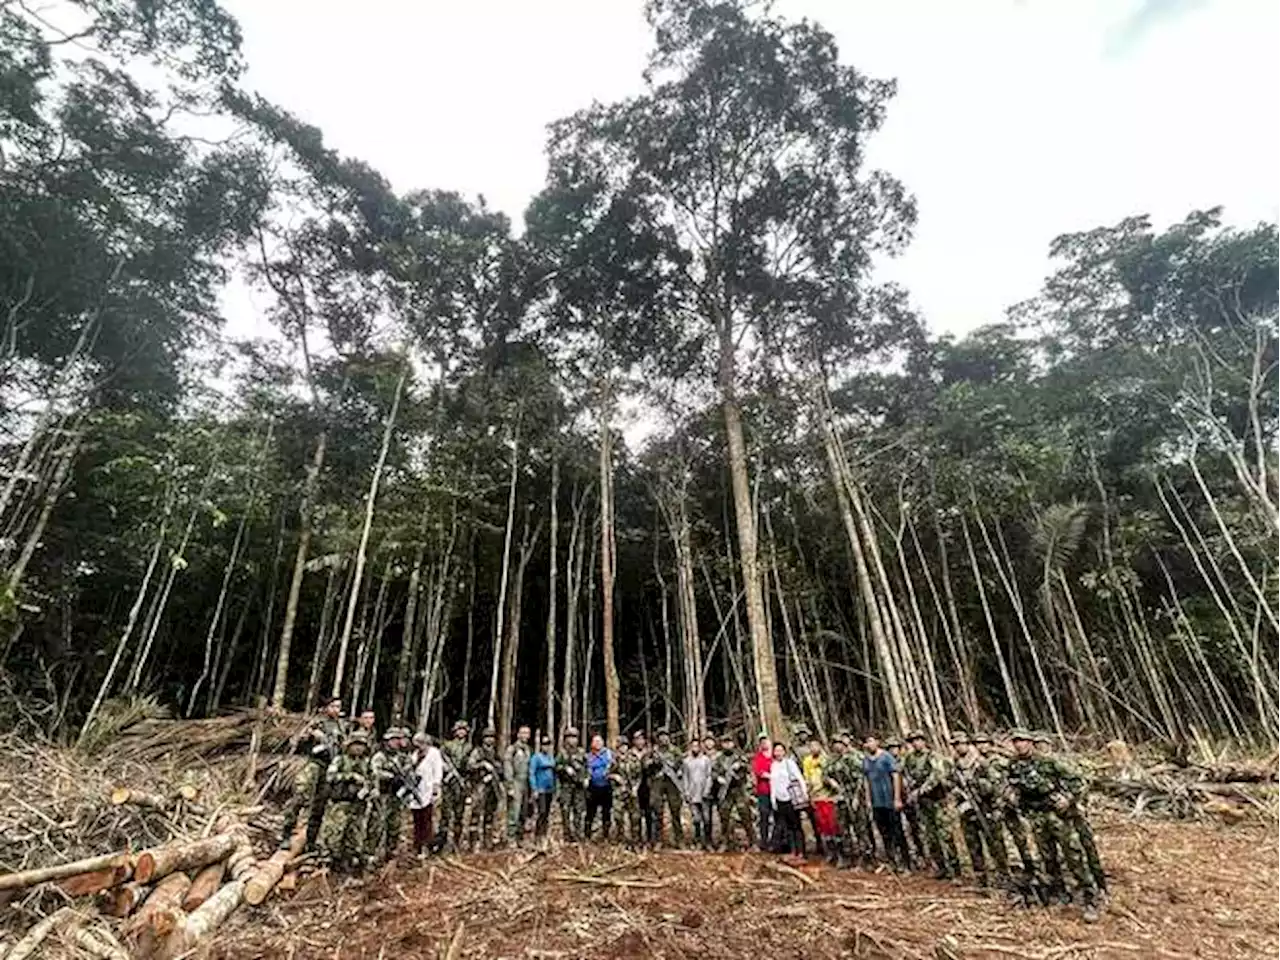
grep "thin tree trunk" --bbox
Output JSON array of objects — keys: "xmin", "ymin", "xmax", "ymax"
[
  {"xmin": 331, "ymin": 363, "xmax": 408, "ymax": 698},
  {"xmin": 499, "ymin": 512, "xmax": 542, "ymax": 746},
  {"xmin": 488, "ymin": 408, "xmax": 522, "ymax": 729},
  {"xmin": 543, "ymin": 450, "xmax": 560, "ymax": 739},
  {"xmin": 599, "ymin": 403, "xmax": 621, "ymax": 747},
  {"xmin": 392, "ymin": 541, "xmax": 427, "ymax": 724}
]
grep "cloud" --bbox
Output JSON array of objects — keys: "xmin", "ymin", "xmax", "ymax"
[{"xmin": 1106, "ymin": 0, "xmax": 1208, "ymax": 56}]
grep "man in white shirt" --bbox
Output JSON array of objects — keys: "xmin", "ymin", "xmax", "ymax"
[
  {"xmin": 410, "ymin": 732, "xmax": 444, "ymax": 857},
  {"xmin": 682, "ymin": 737, "xmax": 714, "ymax": 850}
]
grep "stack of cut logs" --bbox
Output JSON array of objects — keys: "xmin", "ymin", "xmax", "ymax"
[{"xmin": 0, "ymin": 821, "xmax": 305, "ymax": 959}]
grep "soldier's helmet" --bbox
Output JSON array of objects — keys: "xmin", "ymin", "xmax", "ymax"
[
  {"xmin": 949, "ymin": 730, "xmax": 970, "ymax": 745},
  {"xmin": 1009, "ymin": 728, "xmax": 1034, "ymax": 742},
  {"xmin": 452, "ymin": 719, "xmax": 469, "ymax": 734},
  {"xmin": 481, "ymin": 725, "xmax": 496, "ymax": 739},
  {"xmin": 382, "ymin": 727, "xmax": 399, "ymax": 742},
  {"xmin": 565, "ymin": 725, "xmax": 580, "ymax": 738},
  {"xmin": 905, "ymin": 729, "xmax": 926, "ymax": 743},
  {"xmin": 655, "ymin": 726, "xmax": 670, "ymax": 737},
  {"xmin": 832, "ymin": 732, "xmax": 848, "ymax": 746},
  {"xmin": 972, "ymin": 732, "xmax": 992, "ymax": 745},
  {"xmin": 1032, "ymin": 731, "xmax": 1054, "ymax": 745},
  {"xmin": 884, "ymin": 736, "xmax": 902, "ymax": 748},
  {"xmin": 345, "ymin": 730, "xmax": 371, "ymax": 749}
]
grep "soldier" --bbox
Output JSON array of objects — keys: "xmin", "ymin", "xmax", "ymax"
[
  {"xmin": 555, "ymin": 726, "xmax": 587, "ymax": 842},
  {"xmin": 904, "ymin": 730, "xmax": 961, "ymax": 879},
  {"xmin": 1035, "ymin": 731, "xmax": 1106, "ymax": 895},
  {"xmin": 949, "ymin": 730, "xmax": 1003, "ymax": 887},
  {"xmin": 976, "ymin": 732, "xmax": 1036, "ymax": 877},
  {"xmin": 439, "ymin": 720, "xmax": 471, "ymax": 851},
  {"xmin": 281, "ymin": 695, "xmax": 347, "ymax": 851},
  {"xmin": 713, "ymin": 733, "xmax": 756, "ymax": 851},
  {"xmin": 827, "ymin": 733, "xmax": 871, "ymax": 868},
  {"xmin": 367, "ymin": 727, "xmax": 415, "ymax": 864},
  {"xmin": 321, "ymin": 730, "xmax": 373, "ymax": 872},
  {"xmin": 504, "ymin": 724, "xmax": 533, "ymax": 846},
  {"xmin": 631, "ymin": 730, "xmax": 654, "ymax": 846},
  {"xmin": 887, "ymin": 736, "xmax": 923, "ymax": 867},
  {"xmin": 645, "ymin": 727, "xmax": 686, "ymax": 848},
  {"xmin": 1005, "ymin": 730, "xmax": 1100, "ymax": 922},
  {"xmin": 610, "ymin": 739, "xmax": 640, "ymax": 845},
  {"xmin": 356, "ymin": 708, "xmax": 377, "ymax": 739},
  {"xmin": 466, "ymin": 726, "xmax": 503, "ymax": 850}
]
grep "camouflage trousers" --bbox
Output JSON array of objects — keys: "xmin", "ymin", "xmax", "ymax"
[
  {"xmin": 558, "ymin": 786, "xmax": 585, "ymax": 841},
  {"xmin": 280, "ymin": 761, "xmax": 324, "ymax": 846},
  {"xmin": 1064, "ymin": 808, "xmax": 1105, "ymax": 889},
  {"xmin": 837, "ymin": 798, "xmax": 873, "ymax": 861},
  {"xmin": 718, "ymin": 792, "xmax": 757, "ymax": 850},
  {"xmin": 468, "ymin": 780, "xmax": 502, "ymax": 849},
  {"xmin": 1027, "ymin": 809, "xmax": 1096, "ymax": 896},
  {"xmin": 649, "ymin": 779, "xmax": 684, "ymax": 846},
  {"xmin": 320, "ymin": 799, "xmax": 368, "ymax": 868},
  {"xmin": 1002, "ymin": 807, "xmax": 1036, "ymax": 872},
  {"xmin": 366, "ymin": 793, "xmax": 404, "ymax": 863},
  {"xmin": 440, "ymin": 781, "xmax": 468, "ymax": 847},
  {"xmin": 901, "ymin": 803, "xmax": 926, "ymax": 864},
  {"xmin": 959, "ymin": 809, "xmax": 1006, "ymax": 878},
  {"xmin": 918, "ymin": 799, "xmax": 961, "ymax": 874},
  {"xmin": 614, "ymin": 790, "xmax": 643, "ymax": 845}
]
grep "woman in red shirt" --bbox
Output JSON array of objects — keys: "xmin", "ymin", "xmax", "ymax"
[{"xmin": 752, "ymin": 733, "xmax": 773, "ymax": 851}]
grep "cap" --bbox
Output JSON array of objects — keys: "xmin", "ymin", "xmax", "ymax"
[
  {"xmin": 346, "ymin": 730, "xmax": 370, "ymax": 746},
  {"xmin": 1009, "ymin": 728, "xmax": 1033, "ymax": 742},
  {"xmin": 949, "ymin": 731, "xmax": 970, "ymax": 745},
  {"xmin": 972, "ymin": 732, "xmax": 992, "ymax": 745},
  {"xmin": 1033, "ymin": 731, "xmax": 1053, "ymax": 745},
  {"xmin": 382, "ymin": 728, "xmax": 399, "ymax": 741},
  {"xmin": 481, "ymin": 725, "xmax": 496, "ymax": 738},
  {"xmin": 631, "ymin": 730, "xmax": 646, "ymax": 741},
  {"xmin": 452, "ymin": 719, "xmax": 469, "ymax": 732},
  {"xmin": 565, "ymin": 726, "xmax": 580, "ymax": 737},
  {"xmin": 906, "ymin": 729, "xmax": 926, "ymax": 742},
  {"xmin": 655, "ymin": 726, "xmax": 670, "ymax": 736},
  {"xmin": 884, "ymin": 736, "xmax": 902, "ymax": 748},
  {"xmin": 832, "ymin": 732, "xmax": 848, "ymax": 746}
]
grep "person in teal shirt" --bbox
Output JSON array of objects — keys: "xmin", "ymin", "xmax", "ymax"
[{"xmin": 528, "ymin": 735, "xmax": 557, "ymax": 844}]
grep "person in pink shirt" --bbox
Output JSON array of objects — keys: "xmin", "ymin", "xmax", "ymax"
[{"xmin": 752, "ymin": 733, "xmax": 773, "ymax": 850}]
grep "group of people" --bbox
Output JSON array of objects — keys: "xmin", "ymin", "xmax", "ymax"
[{"xmin": 280, "ymin": 697, "xmax": 1106, "ymax": 922}]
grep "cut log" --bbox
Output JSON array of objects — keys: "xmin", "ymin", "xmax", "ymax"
[
  {"xmin": 98, "ymin": 881, "xmax": 148, "ymax": 918},
  {"xmin": 135, "ymin": 833, "xmax": 236, "ymax": 884},
  {"xmin": 124, "ymin": 872, "xmax": 191, "ymax": 942},
  {"xmin": 0, "ymin": 851, "xmax": 130, "ymax": 892},
  {"xmin": 226, "ymin": 840, "xmax": 257, "ymax": 882},
  {"xmin": 58, "ymin": 862, "xmax": 131, "ymax": 897},
  {"xmin": 182, "ymin": 861, "xmax": 226, "ymax": 912},
  {"xmin": 244, "ymin": 826, "xmax": 305, "ymax": 906},
  {"xmin": 8, "ymin": 906, "xmax": 75, "ymax": 960},
  {"xmin": 156, "ymin": 879, "xmax": 246, "ymax": 960}
]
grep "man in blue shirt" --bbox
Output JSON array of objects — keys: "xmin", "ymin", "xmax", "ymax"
[
  {"xmin": 863, "ymin": 733, "xmax": 911, "ymax": 869},
  {"xmin": 584, "ymin": 734, "xmax": 615, "ymax": 841}
]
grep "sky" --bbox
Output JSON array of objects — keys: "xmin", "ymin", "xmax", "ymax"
[{"xmin": 220, "ymin": 0, "xmax": 1278, "ymax": 341}]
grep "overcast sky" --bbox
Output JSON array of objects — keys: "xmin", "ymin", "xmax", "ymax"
[{"xmin": 220, "ymin": 0, "xmax": 1278, "ymax": 340}]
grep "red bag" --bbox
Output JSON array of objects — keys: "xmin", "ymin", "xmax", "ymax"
[{"xmin": 812, "ymin": 798, "xmax": 838, "ymax": 837}]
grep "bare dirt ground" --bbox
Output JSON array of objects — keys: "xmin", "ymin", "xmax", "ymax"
[{"xmin": 211, "ymin": 811, "xmax": 1279, "ymax": 960}]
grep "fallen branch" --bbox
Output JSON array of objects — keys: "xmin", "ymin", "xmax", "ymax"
[
  {"xmin": 244, "ymin": 826, "xmax": 305, "ymax": 905},
  {"xmin": 549, "ymin": 872, "xmax": 668, "ymax": 889},
  {"xmin": 8, "ymin": 906, "xmax": 76, "ymax": 960},
  {"xmin": 68, "ymin": 926, "xmax": 131, "ymax": 960},
  {"xmin": 155, "ymin": 879, "xmax": 246, "ymax": 960},
  {"xmin": 765, "ymin": 861, "xmax": 817, "ymax": 886},
  {"xmin": 0, "ymin": 851, "xmax": 131, "ymax": 892},
  {"xmin": 182, "ymin": 860, "xmax": 226, "ymax": 911}
]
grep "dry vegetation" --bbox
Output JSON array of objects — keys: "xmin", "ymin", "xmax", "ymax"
[{"xmin": 1, "ymin": 717, "xmax": 1275, "ymax": 960}]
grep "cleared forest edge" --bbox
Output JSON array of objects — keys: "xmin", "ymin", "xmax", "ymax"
[{"xmin": 205, "ymin": 815, "xmax": 1278, "ymax": 960}]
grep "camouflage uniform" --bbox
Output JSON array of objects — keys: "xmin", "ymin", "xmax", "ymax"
[
  {"xmin": 554, "ymin": 729, "xmax": 588, "ymax": 842},
  {"xmin": 1055, "ymin": 750, "xmax": 1106, "ymax": 892},
  {"xmin": 466, "ymin": 730, "xmax": 504, "ymax": 850},
  {"xmin": 439, "ymin": 724, "xmax": 471, "ymax": 849},
  {"xmin": 904, "ymin": 734, "xmax": 961, "ymax": 878},
  {"xmin": 320, "ymin": 733, "xmax": 373, "ymax": 870},
  {"xmin": 950, "ymin": 733, "xmax": 1005, "ymax": 884},
  {"xmin": 712, "ymin": 742, "xmax": 756, "ymax": 851},
  {"xmin": 645, "ymin": 731, "xmax": 685, "ymax": 847},
  {"xmin": 611, "ymin": 747, "xmax": 643, "ymax": 845},
  {"xmin": 1006, "ymin": 736, "xmax": 1099, "ymax": 910},
  {"xmin": 367, "ymin": 728, "xmax": 413, "ymax": 863},
  {"xmin": 281, "ymin": 714, "xmax": 347, "ymax": 850},
  {"xmin": 893, "ymin": 741, "xmax": 926, "ymax": 866},
  {"xmin": 980, "ymin": 742, "xmax": 1036, "ymax": 875},
  {"xmin": 827, "ymin": 736, "xmax": 873, "ymax": 865}
]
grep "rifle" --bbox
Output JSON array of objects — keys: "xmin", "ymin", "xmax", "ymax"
[
  {"xmin": 659, "ymin": 752, "xmax": 691, "ymax": 803},
  {"xmin": 393, "ymin": 764, "xmax": 424, "ymax": 805},
  {"xmin": 440, "ymin": 748, "xmax": 463, "ymax": 788},
  {"xmin": 714, "ymin": 759, "xmax": 743, "ymax": 805}
]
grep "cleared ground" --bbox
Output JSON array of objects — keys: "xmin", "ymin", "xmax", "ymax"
[{"xmin": 212, "ymin": 810, "xmax": 1278, "ymax": 960}]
